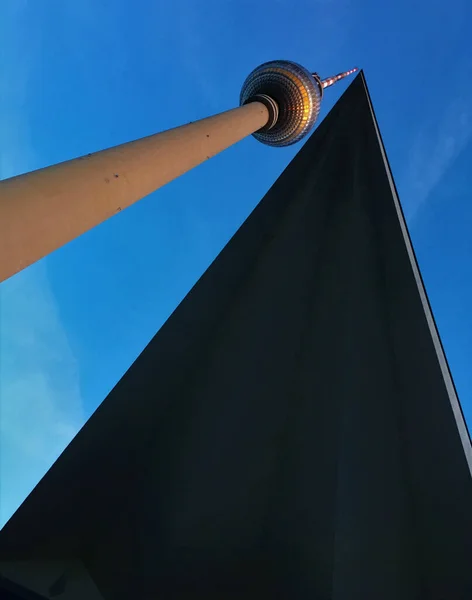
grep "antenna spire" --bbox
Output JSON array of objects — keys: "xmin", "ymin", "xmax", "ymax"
[{"xmin": 317, "ymin": 67, "xmax": 358, "ymax": 90}]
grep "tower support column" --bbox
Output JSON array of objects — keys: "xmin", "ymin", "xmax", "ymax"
[{"xmin": 0, "ymin": 101, "xmax": 269, "ymax": 282}]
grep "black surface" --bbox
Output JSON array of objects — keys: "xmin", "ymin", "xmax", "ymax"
[
  {"xmin": 1, "ymin": 73, "xmax": 472, "ymax": 599},
  {"xmin": 0, "ymin": 576, "xmax": 49, "ymax": 600}
]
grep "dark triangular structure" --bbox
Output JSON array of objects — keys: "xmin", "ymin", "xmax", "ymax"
[{"xmin": 2, "ymin": 72, "xmax": 472, "ymax": 599}]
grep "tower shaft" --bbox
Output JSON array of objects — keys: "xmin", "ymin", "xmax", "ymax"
[{"xmin": 0, "ymin": 101, "xmax": 269, "ymax": 282}]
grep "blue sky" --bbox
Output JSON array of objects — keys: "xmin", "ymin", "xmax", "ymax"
[{"xmin": 1, "ymin": 0, "xmax": 472, "ymax": 526}]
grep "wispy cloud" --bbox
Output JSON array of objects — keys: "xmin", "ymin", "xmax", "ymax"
[
  {"xmin": 172, "ymin": 2, "xmax": 223, "ymax": 111},
  {"xmin": 0, "ymin": 3, "xmax": 39, "ymax": 179},
  {"xmin": 403, "ymin": 92, "xmax": 472, "ymax": 221},
  {"xmin": 0, "ymin": 1, "xmax": 85, "ymax": 527},
  {"xmin": 0, "ymin": 265, "xmax": 85, "ymax": 527}
]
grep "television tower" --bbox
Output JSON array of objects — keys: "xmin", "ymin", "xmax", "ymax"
[
  {"xmin": 0, "ymin": 61, "xmax": 356, "ymax": 283},
  {"xmin": 2, "ymin": 71, "xmax": 472, "ymax": 599}
]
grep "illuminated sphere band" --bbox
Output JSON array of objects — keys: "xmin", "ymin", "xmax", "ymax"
[{"xmin": 240, "ymin": 60, "xmax": 322, "ymax": 147}]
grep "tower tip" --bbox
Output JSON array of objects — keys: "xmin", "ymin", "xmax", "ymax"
[{"xmin": 316, "ymin": 67, "xmax": 359, "ymax": 90}]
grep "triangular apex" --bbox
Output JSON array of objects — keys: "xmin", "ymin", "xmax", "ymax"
[{"xmin": 2, "ymin": 73, "xmax": 472, "ymax": 600}]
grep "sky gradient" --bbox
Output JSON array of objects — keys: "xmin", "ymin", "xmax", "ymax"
[{"xmin": 1, "ymin": 0, "xmax": 472, "ymax": 526}]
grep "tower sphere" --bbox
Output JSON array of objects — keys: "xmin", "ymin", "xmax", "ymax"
[{"xmin": 240, "ymin": 60, "xmax": 322, "ymax": 147}]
